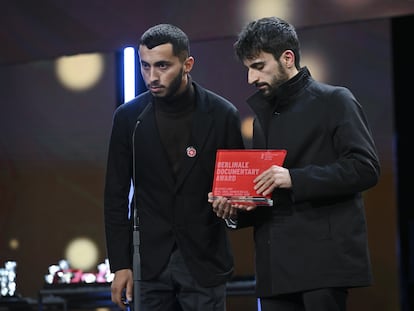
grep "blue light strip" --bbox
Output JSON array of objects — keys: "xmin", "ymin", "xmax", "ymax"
[
  {"xmin": 123, "ymin": 47, "xmax": 137, "ymax": 216},
  {"xmin": 123, "ymin": 47, "xmax": 136, "ymax": 103}
]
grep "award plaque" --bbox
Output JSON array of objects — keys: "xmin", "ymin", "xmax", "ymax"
[{"xmin": 212, "ymin": 149, "xmax": 287, "ymax": 206}]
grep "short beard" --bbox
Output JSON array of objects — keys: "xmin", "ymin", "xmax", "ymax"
[
  {"xmin": 163, "ymin": 68, "xmax": 185, "ymax": 100},
  {"xmin": 264, "ymin": 61, "xmax": 290, "ymax": 98}
]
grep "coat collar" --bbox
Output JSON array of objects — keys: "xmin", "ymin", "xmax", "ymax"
[{"xmin": 247, "ymin": 66, "xmax": 312, "ymax": 113}]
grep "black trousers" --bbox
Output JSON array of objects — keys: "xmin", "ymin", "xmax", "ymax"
[
  {"xmin": 139, "ymin": 247, "xmax": 226, "ymax": 311},
  {"xmin": 259, "ymin": 288, "xmax": 348, "ymax": 311}
]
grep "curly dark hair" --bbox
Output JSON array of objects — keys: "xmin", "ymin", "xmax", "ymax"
[{"xmin": 234, "ymin": 16, "xmax": 301, "ymax": 69}]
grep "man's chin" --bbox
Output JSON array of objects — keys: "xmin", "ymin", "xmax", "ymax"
[
  {"xmin": 150, "ymin": 91, "xmax": 165, "ymax": 98},
  {"xmin": 259, "ymin": 89, "xmax": 271, "ymax": 98}
]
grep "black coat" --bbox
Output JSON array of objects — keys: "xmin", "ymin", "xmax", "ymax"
[
  {"xmin": 104, "ymin": 82, "xmax": 244, "ymax": 287},
  {"xmin": 236, "ymin": 68, "xmax": 380, "ymax": 297}
]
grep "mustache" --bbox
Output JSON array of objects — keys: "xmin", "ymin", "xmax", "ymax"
[
  {"xmin": 255, "ymin": 82, "xmax": 268, "ymax": 88},
  {"xmin": 148, "ymin": 82, "xmax": 162, "ymax": 88}
]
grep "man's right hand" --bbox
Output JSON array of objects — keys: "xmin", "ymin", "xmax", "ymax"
[{"xmin": 111, "ymin": 268, "xmax": 133, "ymax": 310}]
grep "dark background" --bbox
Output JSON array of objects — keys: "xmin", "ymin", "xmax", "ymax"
[{"xmin": 1, "ymin": 1, "xmax": 413, "ymax": 310}]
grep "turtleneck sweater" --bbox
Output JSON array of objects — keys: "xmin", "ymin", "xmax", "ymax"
[
  {"xmin": 262, "ymin": 67, "xmax": 311, "ymax": 135},
  {"xmin": 153, "ymin": 78, "xmax": 195, "ymax": 178}
]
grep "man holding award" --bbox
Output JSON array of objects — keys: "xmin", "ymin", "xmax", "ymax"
[{"xmin": 209, "ymin": 17, "xmax": 380, "ymax": 311}]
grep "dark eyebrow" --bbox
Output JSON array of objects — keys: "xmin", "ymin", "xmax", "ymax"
[
  {"xmin": 154, "ymin": 60, "xmax": 171, "ymax": 66},
  {"xmin": 140, "ymin": 60, "xmax": 171, "ymax": 67},
  {"xmin": 250, "ymin": 60, "xmax": 264, "ymax": 69}
]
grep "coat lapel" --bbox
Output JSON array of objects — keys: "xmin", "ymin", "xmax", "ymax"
[
  {"xmin": 174, "ymin": 94, "xmax": 213, "ymax": 192},
  {"xmin": 134, "ymin": 102, "xmax": 176, "ymax": 188}
]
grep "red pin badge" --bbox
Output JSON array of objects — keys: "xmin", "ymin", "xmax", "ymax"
[{"xmin": 186, "ymin": 146, "xmax": 197, "ymax": 158}]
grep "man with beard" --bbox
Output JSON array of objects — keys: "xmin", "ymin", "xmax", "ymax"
[
  {"xmin": 209, "ymin": 16, "xmax": 380, "ymax": 311},
  {"xmin": 104, "ymin": 24, "xmax": 244, "ymax": 310}
]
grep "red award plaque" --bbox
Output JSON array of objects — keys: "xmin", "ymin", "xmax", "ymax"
[{"xmin": 212, "ymin": 149, "xmax": 287, "ymax": 206}]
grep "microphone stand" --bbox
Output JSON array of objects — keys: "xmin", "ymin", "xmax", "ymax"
[
  {"xmin": 130, "ymin": 102, "xmax": 152, "ymax": 311},
  {"xmin": 132, "ymin": 207, "xmax": 141, "ymax": 311},
  {"xmin": 131, "ymin": 119, "xmax": 141, "ymax": 311}
]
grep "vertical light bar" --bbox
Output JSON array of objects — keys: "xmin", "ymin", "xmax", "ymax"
[
  {"xmin": 123, "ymin": 47, "xmax": 136, "ymax": 103},
  {"xmin": 123, "ymin": 47, "xmax": 137, "ymax": 215}
]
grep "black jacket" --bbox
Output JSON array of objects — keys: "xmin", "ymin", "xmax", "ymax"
[
  {"xmin": 236, "ymin": 67, "xmax": 380, "ymax": 296},
  {"xmin": 104, "ymin": 81, "xmax": 244, "ymax": 287}
]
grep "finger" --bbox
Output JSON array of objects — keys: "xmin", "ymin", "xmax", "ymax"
[
  {"xmin": 126, "ymin": 282, "xmax": 133, "ymax": 304},
  {"xmin": 261, "ymin": 183, "xmax": 274, "ymax": 196}
]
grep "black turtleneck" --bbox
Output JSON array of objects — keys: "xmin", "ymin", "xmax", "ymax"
[
  {"xmin": 261, "ymin": 67, "xmax": 311, "ymax": 135},
  {"xmin": 153, "ymin": 78, "xmax": 195, "ymax": 177}
]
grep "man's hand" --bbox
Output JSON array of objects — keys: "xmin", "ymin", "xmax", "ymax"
[
  {"xmin": 111, "ymin": 269, "xmax": 133, "ymax": 310},
  {"xmin": 208, "ymin": 192, "xmax": 259, "ymax": 215},
  {"xmin": 208, "ymin": 192, "xmax": 238, "ymax": 219},
  {"xmin": 254, "ymin": 165, "xmax": 292, "ymax": 196}
]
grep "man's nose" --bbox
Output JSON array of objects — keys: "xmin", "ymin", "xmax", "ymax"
[
  {"xmin": 247, "ymin": 69, "xmax": 258, "ymax": 85},
  {"xmin": 149, "ymin": 68, "xmax": 158, "ymax": 81}
]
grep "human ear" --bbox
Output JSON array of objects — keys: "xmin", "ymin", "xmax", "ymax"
[
  {"xmin": 282, "ymin": 50, "xmax": 295, "ymax": 69},
  {"xmin": 184, "ymin": 56, "xmax": 194, "ymax": 73}
]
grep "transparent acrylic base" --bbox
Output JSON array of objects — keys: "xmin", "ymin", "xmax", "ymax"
[{"xmin": 212, "ymin": 196, "xmax": 273, "ymax": 207}]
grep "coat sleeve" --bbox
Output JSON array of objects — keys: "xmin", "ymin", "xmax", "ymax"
[
  {"xmin": 289, "ymin": 86, "xmax": 380, "ymax": 202},
  {"xmin": 103, "ymin": 107, "xmax": 134, "ymax": 272}
]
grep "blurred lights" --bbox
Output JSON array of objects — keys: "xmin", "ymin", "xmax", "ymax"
[
  {"xmin": 0, "ymin": 261, "xmax": 17, "ymax": 297},
  {"xmin": 241, "ymin": 116, "xmax": 254, "ymax": 140},
  {"xmin": 64, "ymin": 237, "xmax": 98, "ymax": 271},
  {"xmin": 8, "ymin": 238, "xmax": 19, "ymax": 250},
  {"xmin": 240, "ymin": 0, "xmax": 293, "ymax": 25},
  {"xmin": 55, "ymin": 53, "xmax": 104, "ymax": 91}
]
